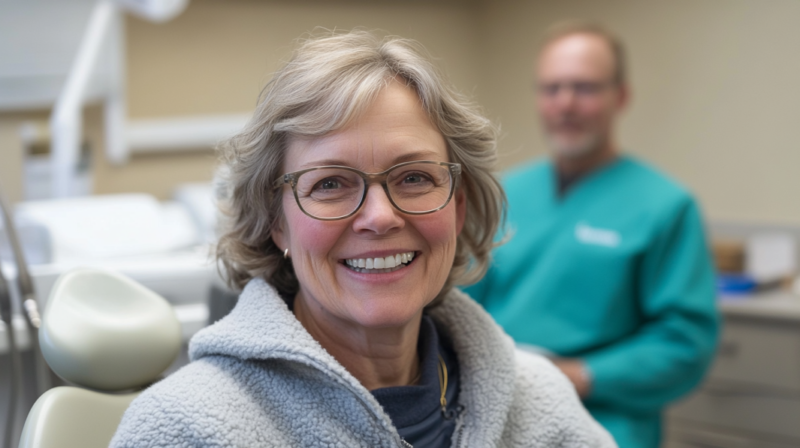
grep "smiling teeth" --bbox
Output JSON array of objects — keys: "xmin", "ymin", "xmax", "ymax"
[{"xmin": 345, "ymin": 252, "xmax": 415, "ymax": 272}]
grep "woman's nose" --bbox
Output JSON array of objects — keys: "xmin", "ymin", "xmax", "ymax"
[{"xmin": 351, "ymin": 184, "xmax": 405, "ymax": 234}]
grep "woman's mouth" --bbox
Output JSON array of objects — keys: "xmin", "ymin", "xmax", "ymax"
[{"xmin": 343, "ymin": 252, "xmax": 415, "ymax": 274}]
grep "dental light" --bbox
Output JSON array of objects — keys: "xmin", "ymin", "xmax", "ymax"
[{"xmin": 115, "ymin": 0, "xmax": 188, "ymax": 22}]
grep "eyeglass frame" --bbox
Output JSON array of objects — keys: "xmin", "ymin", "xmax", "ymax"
[
  {"xmin": 536, "ymin": 80, "xmax": 617, "ymax": 99},
  {"xmin": 277, "ymin": 160, "xmax": 462, "ymax": 221}
]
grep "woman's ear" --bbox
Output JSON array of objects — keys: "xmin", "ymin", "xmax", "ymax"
[
  {"xmin": 455, "ymin": 189, "xmax": 466, "ymax": 236},
  {"xmin": 271, "ymin": 219, "xmax": 287, "ymax": 252}
]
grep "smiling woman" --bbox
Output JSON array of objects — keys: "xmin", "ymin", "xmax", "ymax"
[{"xmin": 110, "ymin": 30, "xmax": 617, "ymax": 448}]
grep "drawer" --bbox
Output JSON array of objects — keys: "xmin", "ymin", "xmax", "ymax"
[
  {"xmin": 664, "ymin": 423, "xmax": 799, "ymax": 448},
  {"xmin": 668, "ymin": 384, "xmax": 800, "ymax": 440},
  {"xmin": 709, "ymin": 318, "xmax": 800, "ymax": 392}
]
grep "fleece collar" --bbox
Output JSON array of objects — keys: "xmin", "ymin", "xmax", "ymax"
[{"xmin": 189, "ymin": 278, "xmax": 516, "ymax": 446}]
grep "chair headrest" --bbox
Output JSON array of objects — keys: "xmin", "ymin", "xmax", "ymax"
[{"xmin": 40, "ymin": 268, "xmax": 182, "ymax": 391}]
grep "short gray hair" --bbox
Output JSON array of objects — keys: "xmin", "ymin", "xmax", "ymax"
[
  {"xmin": 540, "ymin": 21, "xmax": 628, "ymax": 85},
  {"xmin": 216, "ymin": 30, "xmax": 504, "ymax": 304}
]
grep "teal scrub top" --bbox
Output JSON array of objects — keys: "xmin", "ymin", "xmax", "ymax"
[{"xmin": 463, "ymin": 156, "xmax": 719, "ymax": 448}]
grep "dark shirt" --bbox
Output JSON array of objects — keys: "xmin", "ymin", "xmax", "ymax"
[
  {"xmin": 555, "ymin": 155, "xmax": 620, "ymax": 197},
  {"xmin": 371, "ymin": 316, "xmax": 461, "ymax": 448},
  {"xmin": 557, "ymin": 170, "xmax": 582, "ymax": 196}
]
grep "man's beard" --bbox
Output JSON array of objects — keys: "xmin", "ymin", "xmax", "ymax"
[{"xmin": 546, "ymin": 131, "xmax": 602, "ymax": 160}]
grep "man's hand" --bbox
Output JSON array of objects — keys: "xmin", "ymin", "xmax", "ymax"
[{"xmin": 552, "ymin": 358, "xmax": 592, "ymax": 398}]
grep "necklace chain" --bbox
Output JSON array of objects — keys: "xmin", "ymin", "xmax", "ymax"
[{"xmin": 437, "ymin": 354, "xmax": 448, "ymax": 414}]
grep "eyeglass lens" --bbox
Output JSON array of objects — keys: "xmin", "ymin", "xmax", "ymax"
[
  {"xmin": 538, "ymin": 81, "xmax": 609, "ymax": 97},
  {"xmin": 294, "ymin": 162, "xmax": 453, "ymax": 219}
]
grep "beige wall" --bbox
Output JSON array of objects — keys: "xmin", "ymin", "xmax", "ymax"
[
  {"xmin": 102, "ymin": 0, "xmax": 484, "ymax": 199},
  {"xmin": 4, "ymin": 0, "xmax": 800, "ymax": 224},
  {"xmin": 0, "ymin": 112, "xmax": 32, "ymax": 202},
  {"xmin": 479, "ymin": 0, "xmax": 800, "ymax": 225}
]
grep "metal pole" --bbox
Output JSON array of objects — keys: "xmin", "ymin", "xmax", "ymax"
[
  {"xmin": 0, "ymin": 268, "xmax": 22, "ymax": 448},
  {"xmin": 0, "ymin": 188, "xmax": 50, "ymax": 397},
  {"xmin": 50, "ymin": 0, "xmax": 117, "ymax": 197},
  {"xmin": 105, "ymin": 4, "xmax": 128, "ymax": 166}
]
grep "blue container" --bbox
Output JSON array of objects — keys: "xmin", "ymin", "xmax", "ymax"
[{"xmin": 717, "ymin": 273, "xmax": 757, "ymax": 295}]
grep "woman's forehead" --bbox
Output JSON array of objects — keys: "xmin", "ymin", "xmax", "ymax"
[
  {"xmin": 285, "ymin": 136, "xmax": 448, "ymax": 172},
  {"xmin": 284, "ymin": 82, "xmax": 447, "ymax": 172}
]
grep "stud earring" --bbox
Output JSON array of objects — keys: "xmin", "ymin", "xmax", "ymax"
[{"xmin": 283, "ymin": 248, "xmax": 290, "ymax": 259}]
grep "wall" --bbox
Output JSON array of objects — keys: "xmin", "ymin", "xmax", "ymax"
[
  {"xmin": 99, "ymin": 0, "xmax": 484, "ymax": 199},
  {"xmin": 479, "ymin": 0, "xmax": 800, "ymax": 224},
  {"xmin": 0, "ymin": 112, "xmax": 31, "ymax": 202},
  {"xmin": 4, "ymin": 0, "xmax": 800, "ymax": 225}
]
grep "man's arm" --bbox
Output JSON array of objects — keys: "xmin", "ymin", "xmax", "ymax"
[
  {"xmin": 553, "ymin": 358, "xmax": 593, "ymax": 398},
  {"xmin": 580, "ymin": 197, "xmax": 720, "ymax": 413}
]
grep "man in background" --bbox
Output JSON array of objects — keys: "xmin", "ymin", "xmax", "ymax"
[{"xmin": 464, "ymin": 22, "xmax": 719, "ymax": 448}]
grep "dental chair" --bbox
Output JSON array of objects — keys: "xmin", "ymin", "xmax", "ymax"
[{"xmin": 17, "ymin": 268, "xmax": 181, "ymax": 448}]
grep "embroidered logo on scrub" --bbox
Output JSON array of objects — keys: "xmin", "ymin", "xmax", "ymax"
[{"xmin": 575, "ymin": 222, "xmax": 621, "ymax": 248}]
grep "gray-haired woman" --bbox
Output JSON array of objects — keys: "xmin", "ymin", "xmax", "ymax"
[{"xmin": 112, "ymin": 30, "xmax": 616, "ymax": 448}]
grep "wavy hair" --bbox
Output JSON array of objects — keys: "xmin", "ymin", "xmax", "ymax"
[{"xmin": 216, "ymin": 30, "xmax": 504, "ymax": 305}]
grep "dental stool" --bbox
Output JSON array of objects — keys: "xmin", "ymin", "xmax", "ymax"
[{"xmin": 18, "ymin": 269, "xmax": 181, "ymax": 448}]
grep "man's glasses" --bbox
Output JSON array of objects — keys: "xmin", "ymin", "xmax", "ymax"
[
  {"xmin": 537, "ymin": 80, "xmax": 614, "ymax": 98},
  {"xmin": 279, "ymin": 161, "xmax": 461, "ymax": 221}
]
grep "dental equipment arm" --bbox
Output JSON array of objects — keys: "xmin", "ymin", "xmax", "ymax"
[
  {"xmin": 0, "ymin": 188, "xmax": 50, "ymax": 396},
  {"xmin": 0, "ymin": 264, "xmax": 22, "ymax": 448},
  {"xmin": 0, "ymin": 192, "xmax": 39, "ymax": 329}
]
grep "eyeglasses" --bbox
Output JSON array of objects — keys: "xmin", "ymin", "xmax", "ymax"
[
  {"xmin": 279, "ymin": 160, "xmax": 461, "ymax": 221},
  {"xmin": 537, "ymin": 81, "xmax": 614, "ymax": 98}
]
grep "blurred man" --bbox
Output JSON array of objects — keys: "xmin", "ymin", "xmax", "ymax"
[{"xmin": 464, "ymin": 23, "xmax": 719, "ymax": 448}]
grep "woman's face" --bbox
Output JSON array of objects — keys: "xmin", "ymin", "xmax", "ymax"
[{"xmin": 272, "ymin": 80, "xmax": 465, "ymax": 330}]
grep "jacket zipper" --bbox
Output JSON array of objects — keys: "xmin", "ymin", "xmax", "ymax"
[
  {"xmin": 399, "ymin": 404, "xmax": 467, "ymax": 448},
  {"xmin": 296, "ymin": 356, "xmax": 453, "ymax": 448},
  {"xmin": 451, "ymin": 406, "xmax": 467, "ymax": 448},
  {"xmin": 338, "ymin": 377, "xmax": 411, "ymax": 448}
]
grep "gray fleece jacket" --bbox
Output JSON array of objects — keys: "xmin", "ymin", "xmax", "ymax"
[{"xmin": 111, "ymin": 278, "xmax": 616, "ymax": 448}]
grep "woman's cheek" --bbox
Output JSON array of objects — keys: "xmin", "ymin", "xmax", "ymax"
[
  {"xmin": 415, "ymin": 207, "xmax": 459, "ymax": 249},
  {"xmin": 283, "ymin": 208, "xmax": 344, "ymax": 275}
]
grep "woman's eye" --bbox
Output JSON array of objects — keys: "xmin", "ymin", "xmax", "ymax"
[
  {"xmin": 403, "ymin": 172, "xmax": 431, "ymax": 184},
  {"xmin": 315, "ymin": 178, "xmax": 342, "ymax": 190}
]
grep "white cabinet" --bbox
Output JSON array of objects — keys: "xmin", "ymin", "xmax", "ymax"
[{"xmin": 665, "ymin": 292, "xmax": 800, "ymax": 448}]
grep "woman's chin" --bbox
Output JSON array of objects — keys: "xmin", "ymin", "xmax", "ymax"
[{"xmin": 347, "ymin": 302, "xmax": 426, "ymax": 330}]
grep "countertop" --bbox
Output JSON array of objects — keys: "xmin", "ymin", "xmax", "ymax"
[{"xmin": 719, "ymin": 289, "xmax": 800, "ymax": 322}]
